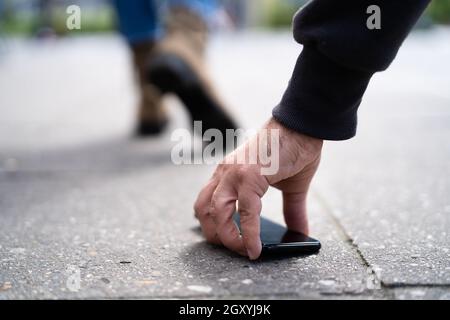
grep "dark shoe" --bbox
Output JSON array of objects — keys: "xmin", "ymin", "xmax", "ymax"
[
  {"xmin": 147, "ymin": 7, "xmax": 239, "ymax": 138},
  {"xmin": 147, "ymin": 53, "xmax": 238, "ymax": 136},
  {"xmin": 135, "ymin": 117, "xmax": 168, "ymax": 137}
]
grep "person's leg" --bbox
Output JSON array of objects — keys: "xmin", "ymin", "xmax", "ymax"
[
  {"xmin": 113, "ymin": 0, "xmax": 161, "ymax": 44},
  {"xmin": 147, "ymin": 0, "xmax": 238, "ymax": 139},
  {"xmin": 164, "ymin": 0, "xmax": 220, "ymax": 32},
  {"xmin": 112, "ymin": 0, "xmax": 168, "ymax": 135}
]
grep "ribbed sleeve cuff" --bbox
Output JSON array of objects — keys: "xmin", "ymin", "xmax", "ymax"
[{"xmin": 273, "ymin": 46, "xmax": 374, "ymax": 140}]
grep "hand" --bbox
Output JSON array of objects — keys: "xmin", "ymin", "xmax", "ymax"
[{"xmin": 194, "ymin": 117, "xmax": 323, "ymax": 259}]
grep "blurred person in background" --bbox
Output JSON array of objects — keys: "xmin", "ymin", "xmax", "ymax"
[{"xmin": 112, "ymin": 0, "xmax": 238, "ymax": 137}]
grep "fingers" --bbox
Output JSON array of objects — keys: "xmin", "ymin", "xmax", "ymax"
[
  {"xmin": 238, "ymin": 192, "xmax": 262, "ymax": 260},
  {"xmin": 280, "ymin": 158, "xmax": 320, "ymax": 235},
  {"xmin": 210, "ymin": 180, "xmax": 246, "ymax": 256},
  {"xmin": 194, "ymin": 179, "xmax": 220, "ymax": 244},
  {"xmin": 194, "ymin": 173, "xmax": 246, "ymax": 256},
  {"xmin": 194, "ymin": 168, "xmax": 264, "ymax": 259},
  {"xmin": 282, "ymin": 191, "xmax": 309, "ymax": 235},
  {"xmin": 194, "ymin": 118, "xmax": 324, "ymax": 260},
  {"xmin": 194, "ymin": 157, "xmax": 269, "ymax": 259}
]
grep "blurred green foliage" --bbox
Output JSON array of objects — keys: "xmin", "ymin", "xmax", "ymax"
[
  {"xmin": 0, "ymin": 3, "xmax": 115, "ymax": 36},
  {"xmin": 263, "ymin": 1, "xmax": 300, "ymax": 28},
  {"xmin": 52, "ymin": 6, "xmax": 115, "ymax": 35},
  {"xmin": 1, "ymin": 0, "xmax": 450, "ymax": 36},
  {"xmin": 426, "ymin": 0, "xmax": 450, "ymax": 23},
  {"xmin": 0, "ymin": 14, "xmax": 35, "ymax": 34},
  {"xmin": 261, "ymin": 0, "xmax": 450, "ymax": 28}
]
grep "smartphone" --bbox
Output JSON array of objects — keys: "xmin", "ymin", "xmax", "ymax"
[{"xmin": 233, "ymin": 213, "xmax": 321, "ymax": 257}]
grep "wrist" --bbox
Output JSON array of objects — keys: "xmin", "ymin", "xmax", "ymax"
[{"xmin": 266, "ymin": 117, "xmax": 323, "ymax": 155}]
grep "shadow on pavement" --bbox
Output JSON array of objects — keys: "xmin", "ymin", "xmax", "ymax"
[{"xmin": 1, "ymin": 135, "xmax": 175, "ymax": 173}]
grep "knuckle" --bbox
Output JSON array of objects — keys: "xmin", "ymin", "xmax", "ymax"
[
  {"xmin": 193, "ymin": 201, "xmax": 203, "ymax": 216},
  {"xmin": 197, "ymin": 210, "xmax": 209, "ymax": 220},
  {"xmin": 241, "ymin": 200, "xmax": 261, "ymax": 216},
  {"xmin": 197, "ymin": 211, "xmax": 208, "ymax": 220},
  {"xmin": 235, "ymin": 166, "xmax": 251, "ymax": 183},
  {"xmin": 238, "ymin": 207, "xmax": 250, "ymax": 217},
  {"xmin": 210, "ymin": 194, "xmax": 224, "ymax": 213},
  {"xmin": 238, "ymin": 200, "xmax": 251, "ymax": 216},
  {"xmin": 205, "ymin": 234, "xmax": 219, "ymax": 244},
  {"xmin": 194, "ymin": 201, "xmax": 210, "ymax": 220},
  {"xmin": 208, "ymin": 201, "xmax": 218, "ymax": 219},
  {"xmin": 214, "ymin": 163, "xmax": 227, "ymax": 177},
  {"xmin": 210, "ymin": 197, "xmax": 232, "ymax": 222}
]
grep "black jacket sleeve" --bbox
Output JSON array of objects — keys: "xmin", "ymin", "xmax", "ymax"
[{"xmin": 272, "ymin": 0, "xmax": 430, "ymax": 140}]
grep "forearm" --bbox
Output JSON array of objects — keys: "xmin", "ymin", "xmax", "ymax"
[{"xmin": 273, "ymin": 0, "xmax": 430, "ymax": 140}]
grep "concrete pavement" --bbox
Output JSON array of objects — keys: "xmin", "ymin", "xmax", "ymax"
[{"xmin": 0, "ymin": 29, "xmax": 449, "ymax": 299}]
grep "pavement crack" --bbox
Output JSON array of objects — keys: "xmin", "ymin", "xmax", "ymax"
[
  {"xmin": 381, "ymin": 283, "xmax": 450, "ymax": 289},
  {"xmin": 312, "ymin": 190, "xmax": 382, "ymax": 288},
  {"xmin": 313, "ymin": 190, "xmax": 450, "ymax": 295}
]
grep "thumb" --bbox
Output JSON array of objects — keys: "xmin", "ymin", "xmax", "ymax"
[
  {"xmin": 279, "ymin": 157, "xmax": 320, "ymax": 235},
  {"xmin": 282, "ymin": 191, "xmax": 309, "ymax": 235}
]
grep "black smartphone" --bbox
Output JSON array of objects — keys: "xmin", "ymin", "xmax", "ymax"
[{"xmin": 233, "ymin": 213, "xmax": 321, "ymax": 257}]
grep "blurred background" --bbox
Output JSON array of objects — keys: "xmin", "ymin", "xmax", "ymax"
[
  {"xmin": 1, "ymin": 0, "xmax": 449, "ymax": 36},
  {"xmin": 0, "ymin": 0, "xmax": 449, "ymax": 156},
  {"xmin": 0, "ymin": 0, "xmax": 449, "ymax": 299}
]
